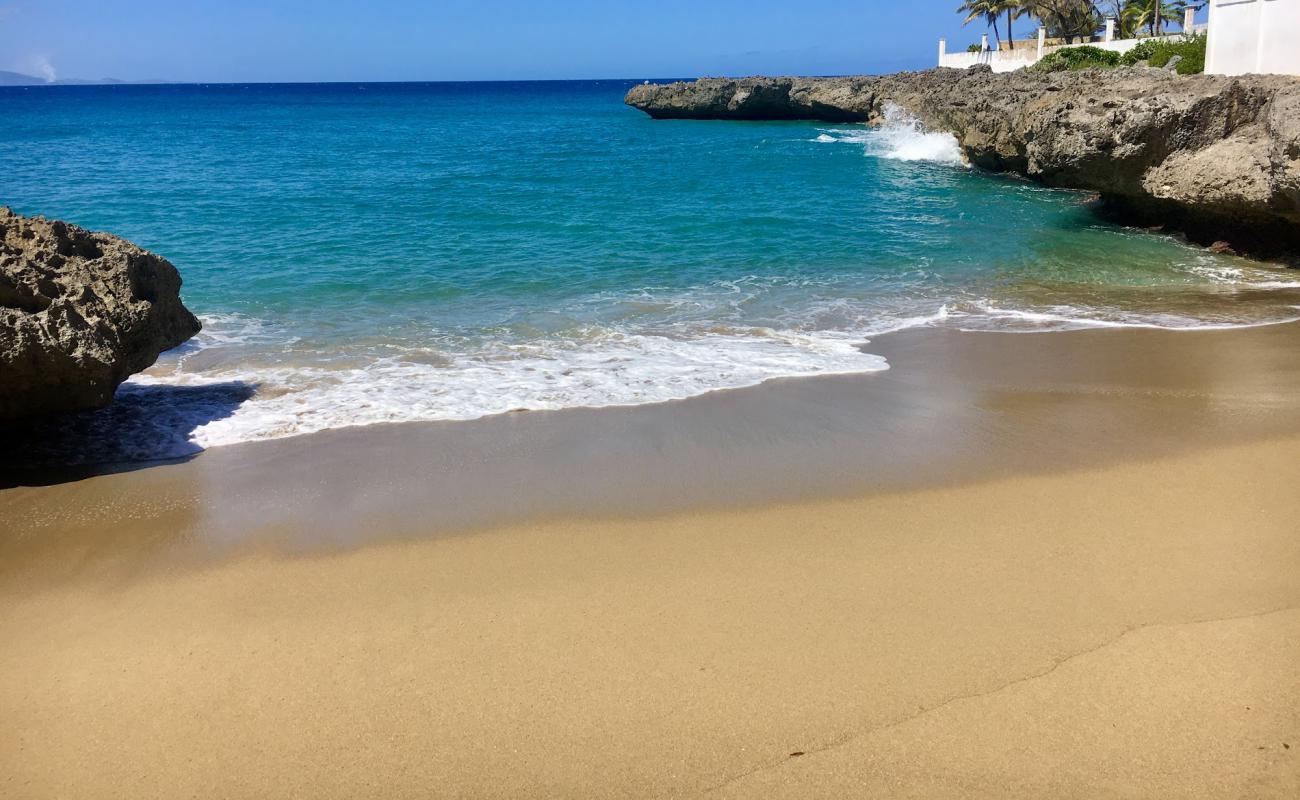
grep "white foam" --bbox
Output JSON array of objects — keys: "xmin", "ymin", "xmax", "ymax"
[
  {"xmin": 963, "ymin": 302, "xmax": 1300, "ymax": 332},
  {"xmin": 860, "ymin": 305, "xmax": 953, "ymax": 335},
  {"xmin": 1186, "ymin": 260, "xmax": 1300, "ymax": 289},
  {"xmin": 1187, "ymin": 263, "xmax": 1246, "ymax": 283},
  {"xmin": 872, "ymin": 104, "xmax": 966, "ymax": 163},
  {"xmin": 190, "ymin": 312, "xmax": 300, "ymax": 347},
  {"xmin": 814, "ymin": 104, "xmax": 965, "ymax": 165},
  {"xmin": 95, "ymin": 258, "xmax": 1300, "ymax": 460},
  {"xmin": 132, "ymin": 327, "xmax": 890, "ymax": 451}
]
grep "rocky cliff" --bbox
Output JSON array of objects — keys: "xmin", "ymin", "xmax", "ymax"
[
  {"xmin": 0, "ymin": 208, "xmax": 201, "ymax": 420},
  {"xmin": 626, "ymin": 68, "xmax": 1300, "ymax": 258}
]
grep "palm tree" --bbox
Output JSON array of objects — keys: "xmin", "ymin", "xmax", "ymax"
[
  {"xmin": 1132, "ymin": 0, "xmax": 1181, "ymax": 35},
  {"xmin": 1106, "ymin": 1, "xmax": 1139, "ymax": 39},
  {"xmin": 1003, "ymin": 1, "xmax": 1029, "ymax": 49},
  {"xmin": 958, "ymin": 0, "xmax": 1004, "ymax": 50},
  {"xmin": 1021, "ymin": 0, "xmax": 1103, "ymax": 43}
]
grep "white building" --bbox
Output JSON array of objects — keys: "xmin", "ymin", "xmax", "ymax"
[{"xmin": 1205, "ymin": 0, "xmax": 1300, "ymax": 75}]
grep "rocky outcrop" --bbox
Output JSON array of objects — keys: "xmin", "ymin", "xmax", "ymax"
[
  {"xmin": 0, "ymin": 208, "xmax": 201, "ymax": 420},
  {"xmin": 626, "ymin": 68, "xmax": 1300, "ymax": 258}
]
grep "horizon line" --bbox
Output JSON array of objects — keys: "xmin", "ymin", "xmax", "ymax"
[{"xmin": 0, "ymin": 72, "xmax": 903, "ymax": 88}]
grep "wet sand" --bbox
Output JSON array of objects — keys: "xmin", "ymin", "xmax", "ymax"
[{"xmin": 2, "ymin": 324, "xmax": 1300, "ymax": 798}]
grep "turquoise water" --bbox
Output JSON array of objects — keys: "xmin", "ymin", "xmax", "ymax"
[{"xmin": 3, "ymin": 81, "xmax": 1298, "ymax": 453}]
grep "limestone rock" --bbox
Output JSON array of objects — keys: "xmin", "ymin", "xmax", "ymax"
[
  {"xmin": 0, "ymin": 208, "xmax": 201, "ymax": 420},
  {"xmin": 626, "ymin": 69, "xmax": 1300, "ymax": 256}
]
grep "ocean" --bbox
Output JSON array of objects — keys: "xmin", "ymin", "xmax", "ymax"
[{"xmin": 3, "ymin": 80, "xmax": 1299, "ymax": 459}]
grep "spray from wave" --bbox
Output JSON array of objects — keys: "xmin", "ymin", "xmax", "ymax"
[{"xmin": 813, "ymin": 103, "xmax": 965, "ymax": 165}]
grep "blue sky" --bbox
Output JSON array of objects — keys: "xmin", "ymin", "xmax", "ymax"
[{"xmin": 0, "ymin": 1, "xmax": 1198, "ymax": 83}]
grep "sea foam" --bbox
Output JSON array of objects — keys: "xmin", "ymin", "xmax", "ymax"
[
  {"xmin": 814, "ymin": 104, "xmax": 965, "ymax": 165},
  {"xmin": 128, "ymin": 322, "xmax": 890, "ymax": 452}
]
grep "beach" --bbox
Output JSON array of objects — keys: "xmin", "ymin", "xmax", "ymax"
[
  {"xmin": 5, "ymin": 6, "xmax": 1300, "ymax": 798},
  {"xmin": 4, "ymin": 322, "xmax": 1299, "ymax": 798}
]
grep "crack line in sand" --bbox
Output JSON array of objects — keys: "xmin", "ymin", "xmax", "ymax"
[{"xmin": 674, "ymin": 604, "xmax": 1300, "ymax": 799}]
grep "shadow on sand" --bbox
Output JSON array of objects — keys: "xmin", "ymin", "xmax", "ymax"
[{"xmin": 0, "ymin": 381, "xmax": 256, "ymax": 488}]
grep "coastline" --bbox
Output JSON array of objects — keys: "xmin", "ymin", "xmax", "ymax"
[
  {"xmin": 626, "ymin": 69, "xmax": 1300, "ymax": 261},
  {"xmin": 3, "ymin": 323, "xmax": 1300, "ymax": 797},
  {"xmin": 5, "ymin": 321, "xmax": 1300, "ymax": 572},
  {"xmin": 7, "ymin": 11, "xmax": 1300, "ymax": 798}
]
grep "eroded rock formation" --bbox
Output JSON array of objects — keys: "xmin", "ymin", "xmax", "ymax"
[
  {"xmin": 0, "ymin": 208, "xmax": 201, "ymax": 420},
  {"xmin": 626, "ymin": 68, "xmax": 1300, "ymax": 257}
]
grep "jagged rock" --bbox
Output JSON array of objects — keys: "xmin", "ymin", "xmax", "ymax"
[
  {"xmin": 0, "ymin": 208, "xmax": 201, "ymax": 420},
  {"xmin": 626, "ymin": 69, "xmax": 1300, "ymax": 257}
]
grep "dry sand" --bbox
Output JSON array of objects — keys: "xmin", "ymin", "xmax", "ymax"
[{"xmin": 2, "ymin": 325, "xmax": 1299, "ymax": 798}]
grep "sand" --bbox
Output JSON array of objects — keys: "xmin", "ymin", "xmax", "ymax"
[{"xmin": 2, "ymin": 324, "xmax": 1299, "ymax": 798}]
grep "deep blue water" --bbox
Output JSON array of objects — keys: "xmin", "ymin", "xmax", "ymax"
[{"xmin": 3, "ymin": 81, "xmax": 1298, "ymax": 451}]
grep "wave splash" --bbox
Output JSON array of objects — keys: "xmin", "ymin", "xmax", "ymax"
[{"xmin": 814, "ymin": 104, "xmax": 966, "ymax": 165}]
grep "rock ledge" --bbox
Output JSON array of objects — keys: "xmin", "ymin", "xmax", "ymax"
[{"xmin": 626, "ymin": 69, "xmax": 1300, "ymax": 258}]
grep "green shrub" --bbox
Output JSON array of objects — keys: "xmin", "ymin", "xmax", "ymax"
[
  {"xmin": 1032, "ymin": 46, "xmax": 1123, "ymax": 72},
  {"xmin": 967, "ymin": 43, "xmax": 982, "ymax": 53},
  {"xmin": 1119, "ymin": 33, "xmax": 1206, "ymax": 74},
  {"xmin": 1029, "ymin": 33, "xmax": 1207, "ymax": 75},
  {"xmin": 1121, "ymin": 39, "xmax": 1160, "ymax": 65}
]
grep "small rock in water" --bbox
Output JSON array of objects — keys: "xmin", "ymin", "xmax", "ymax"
[{"xmin": 1208, "ymin": 240, "xmax": 1237, "ymax": 255}]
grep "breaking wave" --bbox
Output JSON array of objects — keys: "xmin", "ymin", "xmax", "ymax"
[
  {"xmin": 109, "ymin": 280, "xmax": 1297, "ymax": 459},
  {"xmin": 813, "ymin": 104, "xmax": 965, "ymax": 165},
  {"xmin": 127, "ymin": 318, "xmax": 889, "ymax": 453}
]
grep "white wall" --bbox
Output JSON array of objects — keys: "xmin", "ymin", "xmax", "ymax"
[
  {"xmin": 938, "ymin": 30, "xmax": 1206, "ymax": 73},
  {"xmin": 1206, "ymin": 0, "xmax": 1300, "ymax": 75},
  {"xmin": 939, "ymin": 49, "xmax": 1037, "ymax": 73}
]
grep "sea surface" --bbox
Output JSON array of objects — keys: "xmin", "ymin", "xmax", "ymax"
[{"xmin": 3, "ymin": 80, "xmax": 1300, "ymax": 460}]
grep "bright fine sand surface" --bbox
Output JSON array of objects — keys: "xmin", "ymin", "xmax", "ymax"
[{"xmin": 3, "ymin": 324, "xmax": 1300, "ymax": 798}]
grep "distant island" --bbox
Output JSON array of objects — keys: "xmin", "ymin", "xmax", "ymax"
[{"xmin": 0, "ymin": 70, "xmax": 169, "ymax": 86}]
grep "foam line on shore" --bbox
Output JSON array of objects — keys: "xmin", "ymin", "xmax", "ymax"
[
  {"xmin": 21, "ymin": 285, "xmax": 1300, "ymax": 465},
  {"xmin": 120, "ymin": 326, "xmax": 893, "ymax": 456}
]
